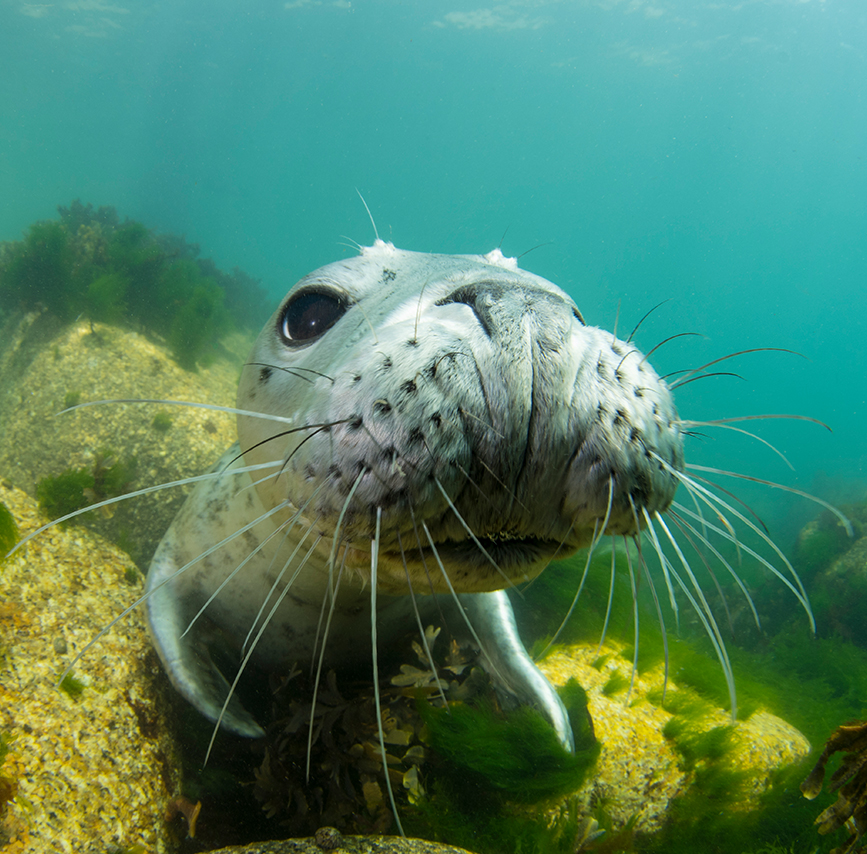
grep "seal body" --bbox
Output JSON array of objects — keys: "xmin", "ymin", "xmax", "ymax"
[{"xmin": 145, "ymin": 241, "xmax": 684, "ymax": 749}]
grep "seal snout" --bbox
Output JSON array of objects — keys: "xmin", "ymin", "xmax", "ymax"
[{"xmin": 237, "ymin": 248, "xmax": 685, "ymax": 589}]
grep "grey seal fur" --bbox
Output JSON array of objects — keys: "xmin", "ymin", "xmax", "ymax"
[{"xmin": 145, "ymin": 240, "xmax": 684, "ymax": 750}]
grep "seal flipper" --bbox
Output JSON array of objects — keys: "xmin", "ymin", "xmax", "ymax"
[
  {"xmin": 460, "ymin": 590, "xmax": 576, "ymax": 753},
  {"xmin": 147, "ymin": 551, "xmax": 265, "ymax": 739}
]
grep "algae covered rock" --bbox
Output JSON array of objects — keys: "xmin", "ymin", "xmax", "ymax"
[
  {"xmin": 206, "ymin": 833, "xmax": 477, "ymax": 854},
  {"xmin": 538, "ymin": 641, "xmax": 811, "ymax": 838},
  {"xmin": 0, "ymin": 483, "xmax": 180, "ymax": 853},
  {"xmin": 0, "ymin": 314, "xmax": 246, "ymax": 568}
]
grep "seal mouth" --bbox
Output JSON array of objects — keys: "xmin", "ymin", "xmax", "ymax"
[{"xmin": 387, "ymin": 533, "xmax": 566, "ymax": 579}]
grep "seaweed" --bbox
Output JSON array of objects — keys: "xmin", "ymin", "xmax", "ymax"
[
  {"xmin": 0, "ymin": 201, "xmax": 268, "ymax": 370},
  {"xmin": 151, "ymin": 411, "xmax": 173, "ymax": 433},
  {"xmin": 35, "ymin": 448, "xmax": 137, "ymax": 523},
  {"xmin": 0, "ymin": 220, "xmax": 78, "ymax": 318},
  {"xmin": 59, "ymin": 671, "xmax": 86, "ymax": 699},
  {"xmin": 0, "ymin": 503, "xmax": 18, "ymax": 557},
  {"xmin": 36, "ymin": 468, "xmax": 96, "ymax": 521}
]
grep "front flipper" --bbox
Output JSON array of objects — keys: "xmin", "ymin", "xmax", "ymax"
[
  {"xmin": 147, "ymin": 547, "xmax": 266, "ymax": 739},
  {"xmin": 460, "ymin": 590, "xmax": 576, "ymax": 753}
]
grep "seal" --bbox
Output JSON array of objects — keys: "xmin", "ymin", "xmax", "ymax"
[{"xmin": 144, "ymin": 239, "xmax": 685, "ymax": 752}]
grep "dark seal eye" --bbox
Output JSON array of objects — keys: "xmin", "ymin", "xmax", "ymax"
[{"xmin": 279, "ymin": 290, "xmax": 348, "ymax": 344}]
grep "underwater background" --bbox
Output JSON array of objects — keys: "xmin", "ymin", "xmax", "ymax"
[
  {"xmin": 2, "ymin": 1, "xmax": 867, "ymax": 852},
  {"xmin": 2, "ymin": 0, "xmax": 865, "ymax": 542}
]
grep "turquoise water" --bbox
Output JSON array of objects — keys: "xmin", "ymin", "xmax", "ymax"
[
  {"xmin": 2, "ymin": 3, "xmax": 867, "ymax": 849},
  {"xmin": 4, "ymin": 1, "xmax": 864, "ymax": 545}
]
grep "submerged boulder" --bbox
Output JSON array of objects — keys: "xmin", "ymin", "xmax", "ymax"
[{"xmin": 0, "ymin": 483, "xmax": 180, "ymax": 853}]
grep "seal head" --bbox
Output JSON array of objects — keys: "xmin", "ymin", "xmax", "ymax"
[{"xmin": 145, "ymin": 241, "xmax": 683, "ymax": 748}]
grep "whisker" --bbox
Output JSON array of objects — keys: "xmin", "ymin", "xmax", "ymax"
[
  {"xmin": 63, "ymin": 398, "xmax": 301, "ymax": 425},
  {"xmin": 595, "ymin": 540, "xmax": 617, "ymax": 654},
  {"xmin": 671, "ymin": 498, "xmax": 812, "ymax": 627},
  {"xmin": 626, "ymin": 299, "xmax": 671, "ymax": 344},
  {"xmin": 307, "ymin": 549, "xmax": 347, "ymax": 780},
  {"xmin": 57, "ymin": 498, "xmax": 292, "ymax": 686},
  {"xmin": 237, "ymin": 514, "xmax": 322, "ymax": 653},
  {"xmin": 205, "ymin": 533, "xmax": 324, "ymax": 765},
  {"xmin": 623, "ymin": 536, "xmax": 639, "ymax": 699},
  {"xmin": 9, "ymin": 460, "xmax": 284, "ymax": 557},
  {"xmin": 677, "ymin": 422, "xmax": 793, "ymax": 470},
  {"xmin": 671, "ymin": 348, "xmax": 804, "ymax": 388},
  {"xmin": 356, "ymin": 188, "xmax": 380, "ymax": 242},
  {"xmin": 397, "ymin": 529, "xmax": 449, "ymax": 708},
  {"xmin": 370, "ymin": 506, "xmax": 406, "ymax": 836},
  {"xmin": 536, "ymin": 477, "xmax": 613, "ymax": 658},
  {"xmin": 670, "ymin": 509, "xmax": 761, "ymax": 630},
  {"xmin": 433, "ymin": 477, "xmax": 520, "ymax": 593},
  {"xmin": 667, "ymin": 512, "xmax": 735, "ymax": 636},
  {"xmin": 638, "ymin": 332, "xmax": 702, "ymax": 366},
  {"xmin": 669, "ymin": 371, "xmax": 744, "ymax": 389},
  {"xmin": 339, "ymin": 233, "xmax": 364, "ymax": 252},
  {"xmin": 667, "ymin": 467, "xmax": 815, "ymax": 628},
  {"xmin": 244, "ymin": 362, "xmax": 335, "ymax": 384},
  {"xmin": 680, "ymin": 413, "xmax": 831, "ymax": 431},
  {"xmin": 633, "ymin": 532, "xmax": 669, "ymax": 705},
  {"xmin": 421, "ymin": 521, "xmax": 506, "ymax": 685},
  {"xmin": 651, "ymin": 510, "xmax": 738, "ymax": 719},
  {"xmin": 685, "ymin": 463, "xmax": 853, "ymax": 536}
]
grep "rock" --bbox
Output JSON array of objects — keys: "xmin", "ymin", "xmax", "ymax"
[
  {"xmin": 538, "ymin": 641, "xmax": 811, "ymax": 835},
  {"xmin": 0, "ymin": 483, "xmax": 180, "ymax": 853},
  {"xmin": 0, "ymin": 312, "xmax": 247, "ymax": 568},
  {"xmin": 206, "ymin": 832, "xmax": 475, "ymax": 854}
]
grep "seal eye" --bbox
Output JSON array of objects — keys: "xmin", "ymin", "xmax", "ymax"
[{"xmin": 280, "ymin": 290, "xmax": 348, "ymax": 344}]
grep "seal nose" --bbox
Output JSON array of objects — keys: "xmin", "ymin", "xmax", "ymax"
[{"xmin": 436, "ymin": 279, "xmax": 582, "ymax": 340}]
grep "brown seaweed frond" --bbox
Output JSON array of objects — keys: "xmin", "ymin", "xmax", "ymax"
[{"xmin": 801, "ymin": 720, "xmax": 867, "ymax": 854}]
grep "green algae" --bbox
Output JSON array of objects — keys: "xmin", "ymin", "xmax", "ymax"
[
  {"xmin": 35, "ymin": 448, "xmax": 137, "ymax": 524},
  {"xmin": 59, "ymin": 671, "xmax": 86, "ymax": 699},
  {"xmin": 150, "ymin": 411, "xmax": 173, "ymax": 433},
  {"xmin": 36, "ymin": 468, "xmax": 95, "ymax": 521},
  {"xmin": 0, "ymin": 503, "xmax": 18, "ymax": 557},
  {"xmin": 0, "ymin": 200, "xmax": 268, "ymax": 370}
]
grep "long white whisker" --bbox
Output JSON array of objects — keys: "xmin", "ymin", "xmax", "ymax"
[
  {"xmin": 685, "ymin": 463, "xmax": 853, "ymax": 536},
  {"xmin": 397, "ymin": 529, "xmax": 449, "ymax": 708},
  {"xmin": 668, "ymin": 465, "xmax": 815, "ymax": 628},
  {"xmin": 421, "ymin": 521, "xmax": 507, "ymax": 686},
  {"xmin": 672, "ymin": 499, "xmax": 811, "ymax": 627},
  {"xmin": 237, "ymin": 515, "xmax": 322, "ymax": 654},
  {"xmin": 536, "ymin": 476, "xmax": 614, "ymax": 659},
  {"xmin": 8, "ymin": 460, "xmax": 283, "ymax": 557},
  {"xmin": 307, "ymin": 550, "xmax": 347, "ymax": 780},
  {"xmin": 371, "ymin": 506, "xmax": 406, "ymax": 837},
  {"xmin": 634, "ymin": 533, "xmax": 669, "ymax": 704},
  {"xmin": 641, "ymin": 508, "xmax": 680, "ymax": 628},
  {"xmin": 204, "ymin": 533, "xmax": 323, "ymax": 765},
  {"xmin": 596, "ymin": 538, "xmax": 617, "ymax": 653},
  {"xmin": 678, "ymin": 423, "xmax": 794, "ymax": 470},
  {"xmin": 623, "ymin": 536, "xmax": 639, "ymax": 699},
  {"xmin": 670, "ymin": 508, "xmax": 761, "ymax": 631},
  {"xmin": 651, "ymin": 510, "xmax": 737, "ymax": 719},
  {"xmin": 433, "ymin": 477, "xmax": 520, "ymax": 593},
  {"xmin": 57, "ymin": 499, "xmax": 291, "ymax": 686}
]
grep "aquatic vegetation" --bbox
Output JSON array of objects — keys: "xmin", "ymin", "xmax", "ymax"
[
  {"xmin": 0, "ymin": 503, "xmax": 18, "ymax": 557},
  {"xmin": 59, "ymin": 671, "xmax": 86, "ymax": 699},
  {"xmin": 0, "ymin": 220, "xmax": 77, "ymax": 319},
  {"xmin": 36, "ymin": 468, "xmax": 96, "ymax": 521},
  {"xmin": 0, "ymin": 732, "xmax": 17, "ymax": 820},
  {"xmin": 62, "ymin": 389, "xmax": 82, "ymax": 409},
  {"xmin": 150, "ymin": 411, "xmax": 173, "ymax": 433},
  {"xmin": 419, "ymin": 696, "xmax": 598, "ymax": 803},
  {"xmin": 35, "ymin": 449, "xmax": 137, "ymax": 523},
  {"xmin": 0, "ymin": 201, "xmax": 269, "ymax": 369},
  {"xmin": 801, "ymin": 719, "xmax": 867, "ymax": 854}
]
